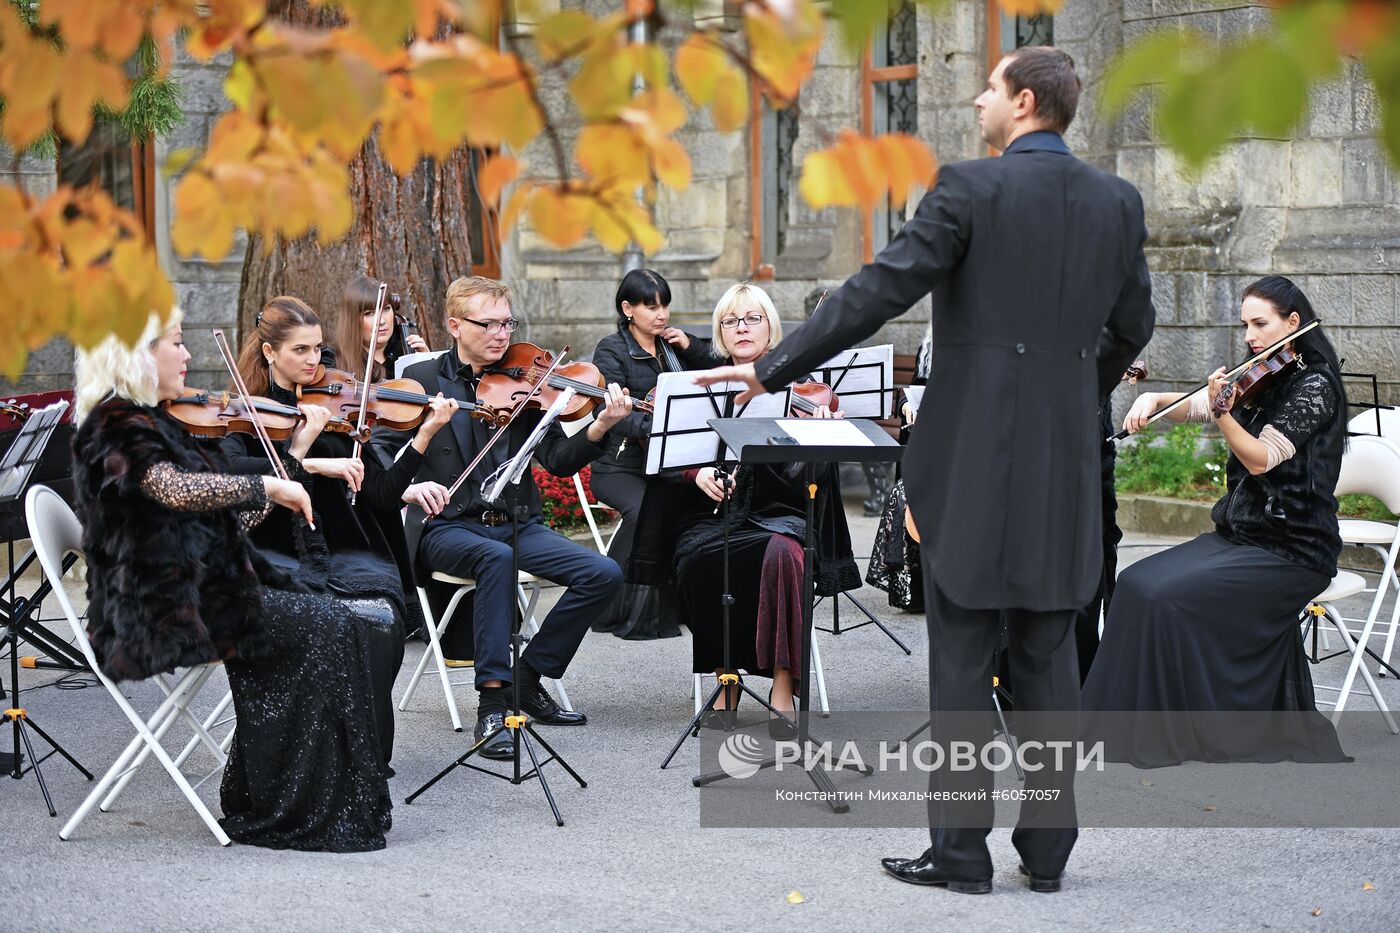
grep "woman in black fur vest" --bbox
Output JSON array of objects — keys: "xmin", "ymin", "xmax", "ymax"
[{"xmin": 72, "ymin": 309, "xmax": 393, "ymax": 852}]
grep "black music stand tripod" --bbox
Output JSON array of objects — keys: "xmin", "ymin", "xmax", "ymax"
[
  {"xmin": 673, "ymin": 417, "xmax": 900, "ymax": 812},
  {"xmin": 0, "ymin": 400, "xmax": 92, "ymax": 814},
  {"xmin": 405, "ymin": 394, "xmax": 585, "ymax": 826}
]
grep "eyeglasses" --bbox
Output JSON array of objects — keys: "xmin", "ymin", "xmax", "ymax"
[
  {"xmin": 458, "ymin": 318, "xmax": 519, "ymax": 336},
  {"xmin": 719, "ymin": 313, "xmax": 768, "ymax": 330}
]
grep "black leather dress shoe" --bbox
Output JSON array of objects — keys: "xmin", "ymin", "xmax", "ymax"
[
  {"xmin": 473, "ymin": 713, "xmax": 515, "ymax": 760},
  {"xmin": 880, "ymin": 852, "xmax": 992, "ymax": 894},
  {"xmin": 1018, "ymin": 863, "xmax": 1063, "ymax": 893},
  {"xmin": 517, "ymin": 684, "xmax": 587, "ymax": 726}
]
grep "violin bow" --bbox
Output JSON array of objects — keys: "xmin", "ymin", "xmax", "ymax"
[
  {"xmin": 424, "ymin": 344, "xmax": 572, "ymax": 526},
  {"xmin": 212, "ymin": 329, "xmax": 314, "ymax": 531},
  {"xmin": 349, "ymin": 282, "xmax": 390, "ymax": 505},
  {"xmin": 1109, "ymin": 318, "xmax": 1322, "ymax": 441}
]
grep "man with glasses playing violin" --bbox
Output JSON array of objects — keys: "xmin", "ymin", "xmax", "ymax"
[{"xmin": 372, "ymin": 275, "xmax": 633, "ymax": 759}]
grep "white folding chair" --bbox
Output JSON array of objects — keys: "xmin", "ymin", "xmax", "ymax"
[
  {"xmin": 1313, "ymin": 436, "xmax": 1400, "ymax": 724},
  {"xmin": 1347, "ymin": 405, "xmax": 1400, "ymax": 441},
  {"xmin": 25, "ymin": 485, "xmax": 233, "ymax": 845},
  {"xmin": 396, "ymin": 564, "xmax": 572, "ymax": 731},
  {"xmin": 571, "ymin": 472, "xmax": 619, "ymax": 555},
  {"xmin": 1306, "ymin": 573, "xmax": 1398, "ymax": 733}
]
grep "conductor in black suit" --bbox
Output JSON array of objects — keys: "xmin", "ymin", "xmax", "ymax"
[{"xmin": 696, "ymin": 47, "xmax": 1154, "ymax": 893}]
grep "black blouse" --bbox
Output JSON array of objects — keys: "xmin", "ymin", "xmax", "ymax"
[{"xmin": 1211, "ymin": 363, "xmax": 1344, "ymax": 577}]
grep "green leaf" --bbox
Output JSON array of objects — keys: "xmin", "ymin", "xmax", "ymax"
[
  {"xmin": 1103, "ymin": 30, "xmax": 1203, "ymax": 117},
  {"xmin": 1230, "ymin": 41, "xmax": 1307, "ymax": 138},
  {"xmin": 826, "ymin": 0, "xmax": 898, "ymax": 52}
]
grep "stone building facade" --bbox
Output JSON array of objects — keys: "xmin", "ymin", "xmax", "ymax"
[{"xmin": 4, "ymin": 0, "xmax": 1397, "ymax": 411}]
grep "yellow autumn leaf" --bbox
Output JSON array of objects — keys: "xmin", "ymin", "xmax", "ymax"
[
  {"xmin": 651, "ymin": 138, "xmax": 692, "ymax": 191},
  {"xmin": 529, "ymin": 186, "xmax": 594, "ymax": 248},
  {"xmin": 576, "ymin": 125, "xmax": 651, "ymax": 187},
  {"xmin": 798, "ymin": 150, "xmax": 855, "ymax": 209},
  {"xmin": 476, "ymin": 153, "xmax": 520, "ymax": 206},
  {"xmin": 1363, "ymin": 881, "xmax": 1375, "ymax": 891},
  {"xmin": 996, "ymin": 0, "xmax": 1065, "ymax": 14},
  {"xmin": 786, "ymin": 891, "xmax": 805, "ymax": 905},
  {"xmin": 744, "ymin": 0, "xmax": 823, "ymax": 105},
  {"xmin": 712, "ymin": 66, "xmax": 750, "ymax": 132},
  {"xmin": 171, "ymin": 172, "xmax": 236, "ymax": 260},
  {"xmin": 874, "ymin": 133, "xmax": 937, "ymax": 206},
  {"xmin": 534, "ymin": 10, "xmax": 598, "ymax": 62},
  {"xmin": 676, "ymin": 34, "xmax": 726, "ymax": 106},
  {"xmin": 337, "ymin": 0, "xmax": 416, "ymax": 51},
  {"xmin": 56, "ymin": 54, "xmax": 129, "ymax": 144},
  {"xmin": 499, "ymin": 184, "xmax": 534, "ymax": 237}
]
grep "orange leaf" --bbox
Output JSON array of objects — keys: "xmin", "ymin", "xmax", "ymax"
[
  {"xmin": 477, "ymin": 154, "xmax": 520, "ymax": 206},
  {"xmin": 651, "ymin": 139, "xmax": 692, "ymax": 191},
  {"xmin": 676, "ymin": 34, "xmax": 726, "ymax": 107},
  {"xmin": 711, "ymin": 66, "xmax": 750, "ymax": 133}
]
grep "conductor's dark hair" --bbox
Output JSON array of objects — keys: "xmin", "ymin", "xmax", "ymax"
[
  {"xmin": 614, "ymin": 268, "xmax": 672, "ymax": 325},
  {"xmin": 1002, "ymin": 46, "xmax": 1081, "ymax": 134},
  {"xmin": 1242, "ymin": 274, "xmax": 1347, "ymax": 442}
]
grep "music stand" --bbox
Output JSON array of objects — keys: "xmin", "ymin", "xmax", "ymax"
[
  {"xmin": 0, "ymin": 399, "xmax": 92, "ymax": 814},
  {"xmin": 405, "ymin": 390, "xmax": 587, "ymax": 826},
  {"xmin": 684, "ymin": 417, "xmax": 901, "ymax": 812},
  {"xmin": 649, "ymin": 377, "xmax": 789, "ymax": 766},
  {"xmin": 801, "ymin": 347, "xmax": 911, "ymax": 654}
]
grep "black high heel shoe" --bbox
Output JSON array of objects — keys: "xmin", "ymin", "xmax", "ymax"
[
  {"xmin": 767, "ymin": 688, "xmax": 799, "ymax": 741},
  {"xmin": 699, "ymin": 678, "xmax": 742, "ymax": 731}
]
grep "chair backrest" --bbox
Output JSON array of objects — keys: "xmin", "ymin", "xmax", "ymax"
[
  {"xmin": 1348, "ymin": 405, "xmax": 1400, "ymax": 441},
  {"xmin": 1336, "ymin": 434, "xmax": 1400, "ymax": 514},
  {"xmin": 24, "ymin": 484, "xmax": 102, "ymax": 670}
]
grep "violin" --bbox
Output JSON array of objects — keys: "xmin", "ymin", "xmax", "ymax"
[
  {"xmin": 476, "ymin": 342, "xmax": 654, "ymax": 424},
  {"xmin": 293, "ymin": 366, "xmax": 487, "ymax": 431},
  {"xmin": 1123, "ymin": 359, "xmax": 1148, "ymax": 383},
  {"xmin": 790, "ymin": 381, "xmax": 839, "ymax": 417},
  {"xmin": 1211, "ymin": 345, "xmax": 1302, "ymax": 415},
  {"xmin": 163, "ymin": 390, "xmax": 373, "ymax": 442}
]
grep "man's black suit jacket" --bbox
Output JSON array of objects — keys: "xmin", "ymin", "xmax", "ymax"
[
  {"xmin": 370, "ymin": 348, "xmax": 605, "ymax": 582},
  {"xmin": 758, "ymin": 132, "xmax": 1155, "ymax": 612}
]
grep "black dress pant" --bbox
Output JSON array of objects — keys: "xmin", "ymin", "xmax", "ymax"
[{"xmin": 922, "ymin": 573, "xmax": 1081, "ymax": 879}]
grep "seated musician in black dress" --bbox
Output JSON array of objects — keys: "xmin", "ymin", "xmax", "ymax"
[
  {"xmin": 628, "ymin": 283, "xmax": 860, "ymax": 732},
  {"xmin": 590, "ymin": 268, "xmax": 714, "ymax": 639},
  {"xmin": 1084, "ymin": 275, "xmax": 1349, "ymax": 765},
  {"xmin": 371, "ymin": 275, "xmax": 630, "ymax": 760},
  {"xmin": 222, "ymin": 296, "xmax": 458, "ymax": 765},
  {"xmin": 72, "ymin": 308, "xmax": 393, "ymax": 851}
]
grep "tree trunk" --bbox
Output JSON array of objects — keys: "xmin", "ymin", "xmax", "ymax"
[{"xmin": 238, "ymin": 0, "xmax": 473, "ymax": 356}]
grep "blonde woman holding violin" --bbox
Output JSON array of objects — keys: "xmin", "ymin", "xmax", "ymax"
[
  {"xmin": 72, "ymin": 308, "xmax": 394, "ymax": 851},
  {"xmin": 224, "ymin": 295, "xmax": 458, "ymax": 766},
  {"xmin": 1084, "ymin": 275, "xmax": 1350, "ymax": 766}
]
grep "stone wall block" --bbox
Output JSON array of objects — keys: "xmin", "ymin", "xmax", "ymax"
[
  {"xmin": 1240, "ymin": 139, "xmax": 1290, "ymax": 206},
  {"xmin": 1351, "ymin": 275, "xmax": 1396, "ymax": 326},
  {"xmin": 1290, "ymin": 139, "xmax": 1343, "ymax": 208},
  {"xmin": 179, "ymin": 66, "xmax": 234, "ymax": 117},
  {"xmin": 1306, "ymin": 77, "xmax": 1354, "ymax": 139},
  {"xmin": 1302, "ymin": 275, "xmax": 1353, "ymax": 325},
  {"xmin": 1342, "ymin": 137, "xmax": 1391, "ymax": 205},
  {"xmin": 1149, "ymin": 271, "xmax": 1178, "ymax": 325},
  {"xmin": 1224, "ymin": 206, "xmax": 1286, "ymax": 272}
]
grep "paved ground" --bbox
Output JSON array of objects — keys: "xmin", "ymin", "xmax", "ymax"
[{"xmin": 1, "ymin": 510, "xmax": 1397, "ymax": 931}]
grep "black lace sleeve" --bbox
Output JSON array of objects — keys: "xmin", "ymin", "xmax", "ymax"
[
  {"xmin": 1269, "ymin": 371, "xmax": 1338, "ymax": 448},
  {"xmin": 139, "ymin": 462, "xmax": 273, "ymax": 531}
]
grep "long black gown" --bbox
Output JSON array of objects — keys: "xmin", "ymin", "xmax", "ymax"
[
  {"xmin": 1083, "ymin": 362, "xmax": 1350, "ymax": 766},
  {"xmin": 220, "ymin": 396, "xmax": 419, "ymax": 766}
]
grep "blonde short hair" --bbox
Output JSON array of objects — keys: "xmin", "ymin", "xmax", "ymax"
[
  {"xmin": 445, "ymin": 275, "xmax": 513, "ymax": 321},
  {"xmin": 711, "ymin": 282, "xmax": 782, "ymax": 359},
  {"xmin": 74, "ymin": 307, "xmax": 184, "ymax": 420}
]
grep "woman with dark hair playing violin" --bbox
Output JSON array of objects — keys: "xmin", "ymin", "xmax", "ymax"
[
  {"xmin": 629, "ymin": 283, "xmax": 860, "ymax": 733},
  {"xmin": 590, "ymin": 268, "xmax": 715, "ymax": 639},
  {"xmin": 223, "ymin": 295, "xmax": 459, "ymax": 766},
  {"xmin": 72, "ymin": 309, "xmax": 392, "ymax": 850},
  {"xmin": 1084, "ymin": 275, "xmax": 1349, "ymax": 765}
]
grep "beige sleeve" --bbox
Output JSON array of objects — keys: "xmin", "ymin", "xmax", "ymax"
[
  {"xmin": 1258, "ymin": 424, "xmax": 1297, "ymax": 472},
  {"xmin": 1183, "ymin": 389, "xmax": 1214, "ymax": 424}
]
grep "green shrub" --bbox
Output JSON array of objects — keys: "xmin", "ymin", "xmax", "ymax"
[
  {"xmin": 1338, "ymin": 494, "xmax": 1398, "ymax": 521},
  {"xmin": 1114, "ymin": 424, "xmax": 1227, "ymax": 502}
]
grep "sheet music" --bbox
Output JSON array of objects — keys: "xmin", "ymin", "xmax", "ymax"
[
  {"xmin": 645, "ymin": 373, "xmax": 789, "ymax": 474},
  {"xmin": 0, "ymin": 399, "xmax": 68, "ymax": 501},
  {"xmin": 811, "ymin": 344, "xmax": 895, "ymax": 419},
  {"xmin": 903, "ymin": 385, "xmax": 924, "ymax": 413},
  {"xmin": 778, "ymin": 418, "xmax": 874, "ymax": 447}
]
